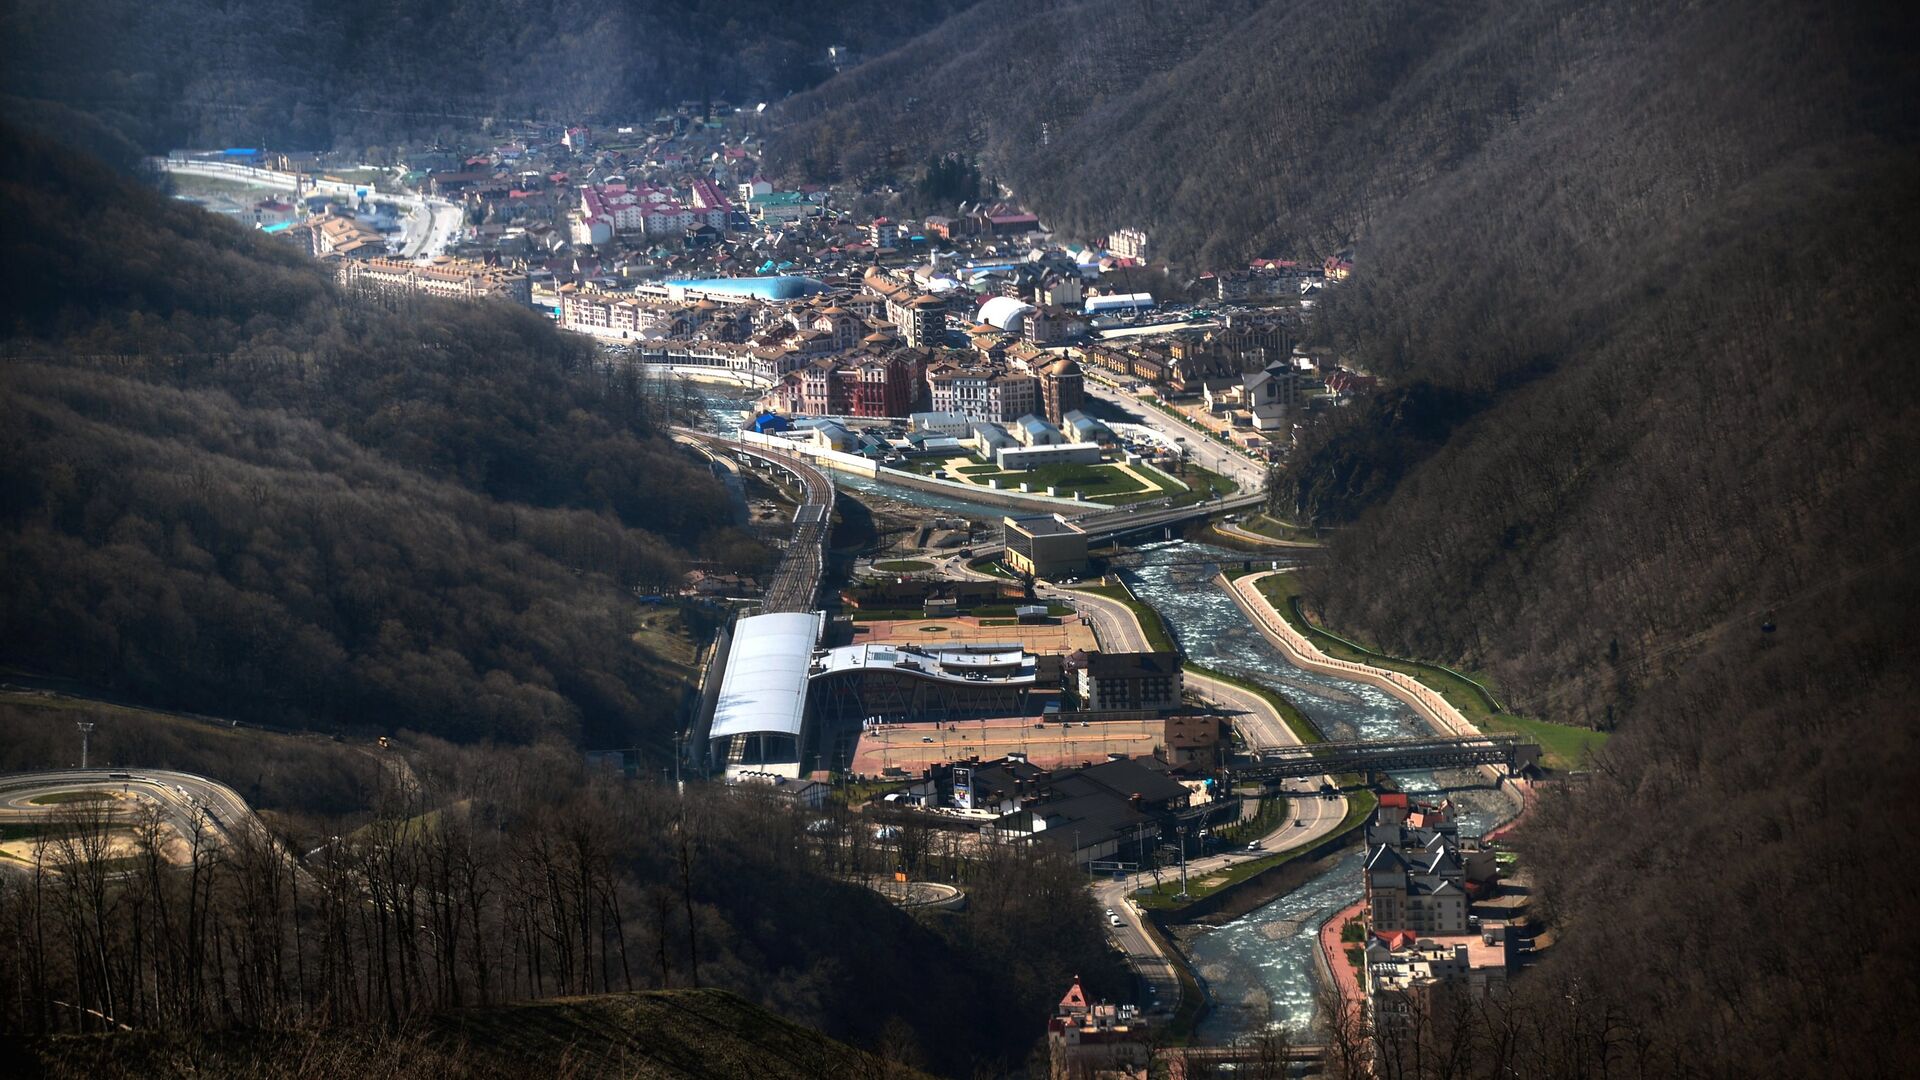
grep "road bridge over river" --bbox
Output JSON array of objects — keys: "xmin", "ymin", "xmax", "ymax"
[{"xmin": 1071, "ymin": 492, "xmax": 1267, "ymax": 543}]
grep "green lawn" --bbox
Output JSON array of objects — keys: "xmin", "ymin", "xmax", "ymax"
[
  {"xmin": 1165, "ymin": 460, "xmax": 1239, "ymax": 505},
  {"xmin": 1238, "ymin": 513, "xmax": 1320, "ymax": 543},
  {"xmin": 1216, "ymin": 795, "xmax": 1289, "ymax": 845},
  {"xmin": 968, "ymin": 557, "xmax": 1019, "ymax": 579},
  {"xmin": 1252, "ymin": 572, "xmax": 1607, "ymax": 769},
  {"xmin": 904, "ymin": 450, "xmax": 1214, "ymax": 506},
  {"xmin": 965, "ymin": 460, "xmax": 1156, "ymax": 501},
  {"xmin": 1134, "ymin": 788, "xmax": 1377, "ymax": 911},
  {"xmin": 872, "ymin": 559, "xmax": 935, "ymax": 572}
]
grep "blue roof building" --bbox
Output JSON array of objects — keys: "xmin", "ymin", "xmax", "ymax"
[{"xmin": 663, "ymin": 275, "xmax": 828, "ymax": 302}]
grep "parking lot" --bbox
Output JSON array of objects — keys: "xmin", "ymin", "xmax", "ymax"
[{"xmin": 850, "ymin": 715, "xmax": 1163, "ymax": 776}]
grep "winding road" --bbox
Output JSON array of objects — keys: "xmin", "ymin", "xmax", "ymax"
[
  {"xmin": 0, "ymin": 768, "xmax": 272, "ymax": 872},
  {"xmin": 156, "ymin": 158, "xmax": 462, "ymax": 259}
]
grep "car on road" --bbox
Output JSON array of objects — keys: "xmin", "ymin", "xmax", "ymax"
[
  {"xmin": 1246, "ymin": 841, "xmax": 1263, "ymax": 851},
  {"xmin": 1295, "ymin": 818, "xmax": 1305, "ymax": 827},
  {"xmin": 1105, "ymin": 907, "xmax": 1116, "ymax": 917},
  {"xmin": 1109, "ymin": 913, "xmax": 1123, "ymax": 926},
  {"xmin": 920, "ymin": 736, "xmax": 934, "ymax": 743}
]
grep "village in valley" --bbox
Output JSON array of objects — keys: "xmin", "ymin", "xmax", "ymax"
[{"xmin": 155, "ymin": 100, "xmax": 1554, "ymax": 1078}]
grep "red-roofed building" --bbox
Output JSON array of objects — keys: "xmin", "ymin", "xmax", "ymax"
[
  {"xmin": 1046, "ymin": 977, "xmax": 1149, "ymax": 1079},
  {"xmin": 688, "ymin": 177, "xmax": 734, "ymax": 231}
]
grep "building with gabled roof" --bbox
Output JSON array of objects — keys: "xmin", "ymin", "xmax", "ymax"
[
  {"xmin": 1047, "ymin": 976, "xmax": 1150, "ymax": 1079},
  {"xmin": 1363, "ymin": 797, "xmax": 1497, "ymax": 936}
]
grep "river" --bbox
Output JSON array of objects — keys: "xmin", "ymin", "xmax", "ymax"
[
  {"xmin": 682, "ymin": 379, "xmax": 1510, "ymax": 1042},
  {"xmin": 1119, "ymin": 540, "xmax": 1513, "ymax": 1043}
]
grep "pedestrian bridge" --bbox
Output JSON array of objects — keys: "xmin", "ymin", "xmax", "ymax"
[{"xmin": 1238, "ymin": 733, "xmax": 1542, "ymax": 780}]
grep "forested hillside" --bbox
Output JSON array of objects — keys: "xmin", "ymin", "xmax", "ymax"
[
  {"xmin": 13, "ymin": 988, "xmax": 935, "ymax": 1080},
  {"xmin": 776, "ymin": 0, "xmax": 1920, "ymax": 1073},
  {"xmin": 0, "ymin": 0, "xmax": 976, "ymax": 150},
  {"xmin": 0, "ymin": 733, "xmax": 1121, "ymax": 1077},
  {"xmin": 0, "ymin": 126, "xmax": 758, "ymax": 750}
]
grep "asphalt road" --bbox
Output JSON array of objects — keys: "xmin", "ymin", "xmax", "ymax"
[
  {"xmin": 0, "ymin": 768, "xmax": 270, "ymax": 867},
  {"xmin": 935, "ymin": 553, "xmax": 1351, "ymax": 1015},
  {"xmin": 158, "ymin": 160, "xmax": 460, "ymax": 259},
  {"xmin": 1093, "ymin": 778, "xmax": 1349, "ymax": 1016},
  {"xmin": 1083, "ymin": 376, "xmax": 1268, "ymax": 491}
]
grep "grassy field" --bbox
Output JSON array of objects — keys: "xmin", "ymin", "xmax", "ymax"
[
  {"xmin": 835, "ymin": 777, "xmax": 909, "ymax": 805},
  {"xmin": 964, "ymin": 460, "xmax": 1159, "ymax": 500},
  {"xmin": 1063, "ymin": 582, "xmax": 1177, "ymax": 652},
  {"xmin": 909, "ymin": 450, "xmax": 1198, "ymax": 505},
  {"xmin": 14, "ymin": 988, "xmax": 932, "ymax": 1080},
  {"xmin": 1134, "ymin": 788, "xmax": 1377, "ymax": 911},
  {"xmin": 1252, "ymin": 573, "xmax": 1608, "ymax": 768}
]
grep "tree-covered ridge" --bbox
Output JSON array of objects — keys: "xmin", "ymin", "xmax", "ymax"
[
  {"xmin": 0, "ymin": 0, "xmax": 979, "ymax": 150},
  {"xmin": 0, "ymin": 126, "xmax": 758, "ymax": 748},
  {"xmin": 0, "ymin": 732, "xmax": 1122, "ymax": 1077}
]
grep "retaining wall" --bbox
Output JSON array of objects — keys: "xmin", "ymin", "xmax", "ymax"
[
  {"xmin": 1152, "ymin": 823, "xmax": 1366, "ymax": 925},
  {"xmin": 1221, "ymin": 571, "xmax": 1529, "ymax": 809}
]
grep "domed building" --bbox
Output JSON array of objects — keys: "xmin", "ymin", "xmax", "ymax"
[{"xmin": 977, "ymin": 295, "xmax": 1038, "ymax": 334}]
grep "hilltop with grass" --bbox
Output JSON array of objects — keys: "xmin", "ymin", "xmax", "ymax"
[{"xmin": 8, "ymin": 988, "xmax": 933, "ymax": 1080}]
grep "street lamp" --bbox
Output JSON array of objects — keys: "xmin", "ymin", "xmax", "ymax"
[{"xmin": 1175, "ymin": 824, "xmax": 1190, "ymax": 900}]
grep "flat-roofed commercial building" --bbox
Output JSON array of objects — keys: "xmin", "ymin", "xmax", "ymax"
[
  {"xmin": 1067, "ymin": 651, "xmax": 1184, "ymax": 712},
  {"xmin": 1002, "ymin": 514, "xmax": 1089, "ymax": 578}
]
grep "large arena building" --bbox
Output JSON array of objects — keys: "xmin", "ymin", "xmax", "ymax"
[{"xmin": 707, "ymin": 612, "xmax": 1038, "ymax": 777}]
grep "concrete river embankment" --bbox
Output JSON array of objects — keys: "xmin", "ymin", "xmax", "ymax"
[
  {"xmin": 1119, "ymin": 541, "xmax": 1517, "ymax": 1043},
  {"xmin": 682, "ymin": 380, "xmax": 1515, "ymax": 1043}
]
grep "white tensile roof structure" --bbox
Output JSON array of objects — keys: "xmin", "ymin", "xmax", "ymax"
[
  {"xmin": 977, "ymin": 295, "xmax": 1037, "ymax": 331},
  {"xmin": 710, "ymin": 611, "xmax": 824, "ymax": 742}
]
